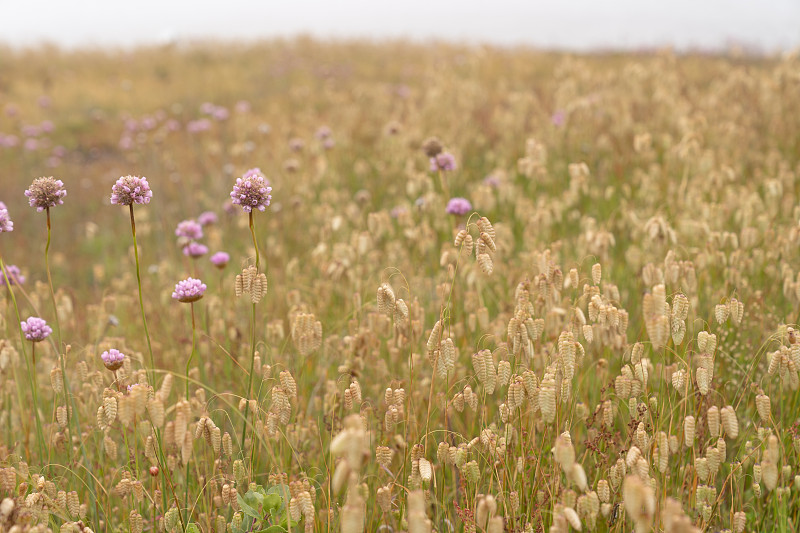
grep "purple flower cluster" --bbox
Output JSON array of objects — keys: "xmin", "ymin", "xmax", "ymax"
[
  {"xmin": 24, "ymin": 177, "xmax": 67, "ymax": 212},
  {"xmin": 111, "ymin": 175, "xmax": 153, "ymax": 206},
  {"xmin": 0, "ymin": 202, "xmax": 12, "ymax": 233},
  {"xmin": 230, "ymin": 168, "xmax": 272, "ymax": 213},
  {"xmin": 101, "ymin": 348, "xmax": 125, "ymax": 371},
  {"xmin": 0, "ymin": 264, "xmax": 25, "ymax": 287},
  {"xmin": 175, "ymin": 219, "xmax": 203, "ymax": 240},
  {"xmin": 430, "ymin": 152, "xmax": 457, "ymax": 172},
  {"xmin": 210, "ymin": 251, "xmax": 230, "ymax": 269},
  {"xmin": 172, "ymin": 277, "xmax": 207, "ymax": 303},
  {"xmin": 446, "ymin": 197, "xmax": 472, "ymax": 216},
  {"xmin": 197, "ymin": 211, "xmax": 218, "ymax": 226},
  {"xmin": 21, "ymin": 317, "xmax": 52, "ymax": 342},
  {"xmin": 183, "ymin": 242, "xmax": 209, "ymax": 258}
]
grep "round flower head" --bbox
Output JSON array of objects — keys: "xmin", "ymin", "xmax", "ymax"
[
  {"xmin": 111, "ymin": 175, "xmax": 153, "ymax": 206},
  {"xmin": 172, "ymin": 277, "xmax": 207, "ymax": 303},
  {"xmin": 446, "ymin": 197, "xmax": 472, "ymax": 216},
  {"xmin": 210, "ymin": 251, "xmax": 230, "ymax": 269},
  {"xmin": 430, "ymin": 152, "xmax": 457, "ymax": 172},
  {"xmin": 0, "ymin": 204, "xmax": 12, "ymax": 233},
  {"xmin": 0, "ymin": 264, "xmax": 25, "ymax": 287},
  {"xmin": 101, "ymin": 348, "xmax": 125, "ymax": 371},
  {"xmin": 183, "ymin": 242, "xmax": 209, "ymax": 258},
  {"xmin": 24, "ymin": 177, "xmax": 67, "ymax": 212},
  {"xmin": 197, "ymin": 211, "xmax": 218, "ymax": 226},
  {"xmin": 21, "ymin": 317, "xmax": 52, "ymax": 342},
  {"xmin": 175, "ymin": 219, "xmax": 203, "ymax": 240},
  {"xmin": 230, "ymin": 168, "xmax": 272, "ymax": 213}
]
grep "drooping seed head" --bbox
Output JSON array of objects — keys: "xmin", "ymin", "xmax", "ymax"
[
  {"xmin": 110, "ymin": 175, "xmax": 153, "ymax": 206},
  {"xmin": 24, "ymin": 177, "xmax": 67, "ymax": 212},
  {"xmin": 230, "ymin": 168, "xmax": 272, "ymax": 213},
  {"xmin": 21, "ymin": 317, "xmax": 52, "ymax": 342},
  {"xmin": 172, "ymin": 277, "xmax": 207, "ymax": 303}
]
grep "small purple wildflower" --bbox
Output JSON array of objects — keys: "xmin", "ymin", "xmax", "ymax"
[
  {"xmin": 21, "ymin": 317, "xmax": 52, "ymax": 342},
  {"xmin": 446, "ymin": 197, "xmax": 472, "ymax": 216},
  {"xmin": 24, "ymin": 177, "xmax": 67, "ymax": 212},
  {"xmin": 0, "ymin": 265, "xmax": 25, "ymax": 286},
  {"xmin": 197, "ymin": 211, "xmax": 218, "ymax": 226},
  {"xmin": 212, "ymin": 107, "xmax": 229, "ymax": 121},
  {"xmin": 0, "ymin": 204, "xmax": 12, "ymax": 233},
  {"xmin": 289, "ymin": 138, "xmax": 305, "ymax": 152},
  {"xmin": 430, "ymin": 152, "xmax": 457, "ymax": 172},
  {"xmin": 175, "ymin": 219, "xmax": 203, "ymax": 240},
  {"xmin": 111, "ymin": 176, "xmax": 153, "ymax": 206},
  {"xmin": 172, "ymin": 277, "xmax": 207, "ymax": 303},
  {"xmin": 210, "ymin": 251, "xmax": 230, "ymax": 269},
  {"xmin": 551, "ymin": 110, "xmax": 566, "ymax": 127},
  {"xmin": 235, "ymin": 100, "xmax": 251, "ymax": 114},
  {"xmin": 230, "ymin": 168, "xmax": 272, "ymax": 213},
  {"xmin": 183, "ymin": 242, "xmax": 209, "ymax": 258},
  {"xmin": 187, "ymin": 119, "xmax": 211, "ymax": 133},
  {"xmin": 100, "ymin": 348, "xmax": 125, "ymax": 371},
  {"xmin": 483, "ymin": 174, "xmax": 501, "ymax": 188},
  {"xmin": 315, "ymin": 126, "xmax": 332, "ymax": 140}
]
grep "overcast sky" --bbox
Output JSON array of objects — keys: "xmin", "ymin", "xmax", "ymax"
[{"xmin": 1, "ymin": 0, "xmax": 799, "ymax": 52}]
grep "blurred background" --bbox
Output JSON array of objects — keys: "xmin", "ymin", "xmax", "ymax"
[{"xmin": 1, "ymin": 0, "xmax": 799, "ymax": 52}]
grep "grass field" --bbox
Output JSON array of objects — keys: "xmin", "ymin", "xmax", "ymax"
[{"xmin": 0, "ymin": 39, "xmax": 799, "ymax": 533}]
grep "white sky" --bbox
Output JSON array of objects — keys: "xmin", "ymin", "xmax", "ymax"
[{"xmin": 1, "ymin": 0, "xmax": 799, "ymax": 51}]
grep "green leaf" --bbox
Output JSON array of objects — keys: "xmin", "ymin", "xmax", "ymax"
[
  {"xmin": 256, "ymin": 526, "xmax": 287, "ymax": 533},
  {"xmin": 237, "ymin": 490, "xmax": 264, "ymax": 521},
  {"xmin": 262, "ymin": 493, "xmax": 281, "ymax": 512}
]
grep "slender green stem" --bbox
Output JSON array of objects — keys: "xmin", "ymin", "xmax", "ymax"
[
  {"xmin": 44, "ymin": 208, "xmax": 62, "ymax": 347},
  {"xmin": 186, "ymin": 302, "xmax": 197, "ymax": 401},
  {"xmin": 129, "ymin": 205, "xmax": 156, "ymax": 381},
  {"xmin": 240, "ymin": 212, "xmax": 261, "ymax": 451},
  {"xmin": 1, "ymin": 258, "xmax": 46, "ymax": 459},
  {"xmin": 29, "ymin": 342, "xmax": 46, "ymax": 459}
]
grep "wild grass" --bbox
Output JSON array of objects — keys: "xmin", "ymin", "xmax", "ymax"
[{"xmin": 0, "ymin": 39, "xmax": 799, "ymax": 533}]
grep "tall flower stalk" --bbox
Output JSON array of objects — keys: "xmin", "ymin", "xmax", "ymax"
[
  {"xmin": 110, "ymin": 176, "xmax": 156, "ymax": 379},
  {"xmin": 229, "ymin": 168, "xmax": 272, "ymax": 450},
  {"xmin": 172, "ymin": 277, "xmax": 207, "ymax": 399}
]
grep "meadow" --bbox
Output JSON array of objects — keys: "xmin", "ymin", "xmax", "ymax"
[{"xmin": 0, "ymin": 39, "xmax": 799, "ymax": 533}]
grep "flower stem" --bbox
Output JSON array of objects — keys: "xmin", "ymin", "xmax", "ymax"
[
  {"xmin": 1, "ymin": 258, "xmax": 45, "ymax": 459},
  {"xmin": 186, "ymin": 302, "xmax": 197, "ymax": 401},
  {"xmin": 44, "ymin": 208, "xmax": 62, "ymax": 347},
  {"xmin": 240, "ymin": 212, "xmax": 260, "ymax": 451},
  {"xmin": 130, "ymin": 205, "xmax": 156, "ymax": 382}
]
